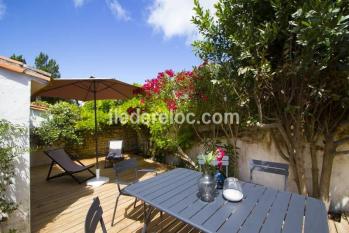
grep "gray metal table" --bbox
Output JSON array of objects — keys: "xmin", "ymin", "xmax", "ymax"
[{"xmin": 124, "ymin": 168, "xmax": 329, "ymax": 233}]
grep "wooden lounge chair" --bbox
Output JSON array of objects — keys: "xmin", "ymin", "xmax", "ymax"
[{"xmin": 44, "ymin": 148, "xmax": 96, "ymax": 184}]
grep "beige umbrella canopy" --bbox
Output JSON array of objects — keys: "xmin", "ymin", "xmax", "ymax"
[
  {"xmin": 34, "ymin": 77, "xmax": 139, "ymax": 185},
  {"xmin": 35, "ymin": 77, "xmax": 137, "ymax": 101}
]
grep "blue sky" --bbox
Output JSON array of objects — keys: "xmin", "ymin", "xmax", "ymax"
[{"xmin": 0, "ymin": 0, "xmax": 216, "ymax": 84}]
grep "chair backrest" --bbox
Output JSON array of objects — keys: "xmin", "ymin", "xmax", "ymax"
[
  {"xmin": 109, "ymin": 140, "xmax": 122, "ymax": 153},
  {"xmin": 85, "ymin": 197, "xmax": 107, "ymax": 233},
  {"xmin": 249, "ymin": 159, "xmax": 289, "ymax": 191},
  {"xmin": 113, "ymin": 159, "xmax": 138, "ymax": 192},
  {"xmin": 197, "ymin": 155, "xmax": 229, "ymax": 176},
  {"xmin": 45, "ymin": 148, "xmax": 82, "ymax": 172}
]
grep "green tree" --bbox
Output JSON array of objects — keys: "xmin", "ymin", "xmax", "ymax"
[
  {"xmin": 10, "ymin": 54, "xmax": 26, "ymax": 64},
  {"xmin": 193, "ymin": 0, "xmax": 349, "ymax": 205},
  {"xmin": 35, "ymin": 52, "xmax": 61, "ymax": 103},
  {"xmin": 35, "ymin": 52, "xmax": 60, "ymax": 78},
  {"xmin": 32, "ymin": 102, "xmax": 82, "ymax": 147},
  {"xmin": 77, "ymin": 100, "xmax": 118, "ymax": 132},
  {"xmin": 32, "ymin": 100, "xmax": 119, "ymax": 148}
]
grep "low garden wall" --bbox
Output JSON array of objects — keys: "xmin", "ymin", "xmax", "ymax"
[
  {"xmin": 30, "ymin": 125, "xmax": 139, "ymax": 167},
  {"xmin": 186, "ymin": 133, "xmax": 349, "ymax": 213}
]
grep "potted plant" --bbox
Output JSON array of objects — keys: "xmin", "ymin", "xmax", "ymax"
[{"xmin": 198, "ymin": 147, "xmax": 225, "ymax": 202}]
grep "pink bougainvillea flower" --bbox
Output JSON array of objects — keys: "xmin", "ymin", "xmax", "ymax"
[
  {"xmin": 140, "ymin": 98, "xmax": 145, "ymax": 105},
  {"xmin": 157, "ymin": 72, "xmax": 165, "ymax": 79},
  {"xmin": 142, "ymin": 76, "xmax": 163, "ymax": 95},
  {"xmin": 185, "ymin": 71, "xmax": 193, "ymax": 77},
  {"xmin": 216, "ymin": 147, "xmax": 225, "ymax": 170},
  {"xmin": 217, "ymin": 147, "xmax": 225, "ymax": 158},
  {"xmin": 165, "ymin": 69, "xmax": 175, "ymax": 77},
  {"xmin": 166, "ymin": 99, "xmax": 177, "ymax": 111},
  {"xmin": 175, "ymin": 90, "xmax": 184, "ymax": 98},
  {"xmin": 127, "ymin": 107, "xmax": 136, "ymax": 115}
]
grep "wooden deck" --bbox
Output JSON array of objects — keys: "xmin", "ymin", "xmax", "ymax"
[
  {"xmin": 31, "ymin": 155, "xmax": 199, "ymax": 233},
  {"xmin": 31, "ymin": 155, "xmax": 348, "ymax": 233},
  {"xmin": 328, "ymin": 214, "xmax": 349, "ymax": 233}
]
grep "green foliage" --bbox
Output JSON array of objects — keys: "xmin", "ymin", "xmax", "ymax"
[
  {"xmin": 9, "ymin": 54, "xmax": 26, "ymax": 64},
  {"xmin": 77, "ymin": 100, "xmax": 118, "ymax": 132},
  {"xmin": 32, "ymin": 102, "xmax": 82, "ymax": 146},
  {"xmin": 192, "ymin": 0, "xmax": 349, "ymax": 128},
  {"xmin": 192, "ymin": 0, "xmax": 349, "ymax": 195},
  {"xmin": 0, "ymin": 120, "xmax": 26, "ymax": 220},
  {"xmin": 34, "ymin": 52, "xmax": 61, "ymax": 104},
  {"xmin": 35, "ymin": 52, "xmax": 60, "ymax": 78},
  {"xmin": 32, "ymin": 100, "xmax": 121, "ymax": 147},
  {"xmin": 116, "ymin": 70, "xmax": 203, "ymax": 157},
  {"xmin": 116, "ymin": 97, "xmax": 179, "ymax": 153}
]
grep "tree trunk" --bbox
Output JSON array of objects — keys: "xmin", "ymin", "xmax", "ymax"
[
  {"xmin": 176, "ymin": 146, "xmax": 197, "ymax": 168},
  {"xmin": 294, "ymin": 150, "xmax": 308, "ymax": 195},
  {"xmin": 293, "ymin": 121, "xmax": 308, "ymax": 195},
  {"xmin": 310, "ymin": 144, "xmax": 320, "ymax": 198},
  {"xmin": 287, "ymin": 153, "xmax": 300, "ymax": 192},
  {"xmin": 320, "ymin": 134, "xmax": 335, "ymax": 209}
]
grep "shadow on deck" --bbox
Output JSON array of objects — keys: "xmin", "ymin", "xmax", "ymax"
[
  {"xmin": 30, "ymin": 155, "xmax": 199, "ymax": 233},
  {"xmin": 30, "ymin": 154, "xmax": 348, "ymax": 233}
]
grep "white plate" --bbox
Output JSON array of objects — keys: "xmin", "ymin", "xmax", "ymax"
[{"xmin": 223, "ymin": 189, "xmax": 243, "ymax": 202}]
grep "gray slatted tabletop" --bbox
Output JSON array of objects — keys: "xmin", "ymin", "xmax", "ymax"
[{"xmin": 124, "ymin": 168, "xmax": 329, "ymax": 233}]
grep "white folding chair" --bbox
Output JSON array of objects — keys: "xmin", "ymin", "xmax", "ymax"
[{"xmin": 105, "ymin": 140, "xmax": 124, "ymax": 168}]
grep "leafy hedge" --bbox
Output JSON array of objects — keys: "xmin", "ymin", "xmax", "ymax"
[
  {"xmin": 0, "ymin": 120, "xmax": 26, "ymax": 222},
  {"xmin": 31, "ymin": 100, "xmax": 120, "ymax": 147}
]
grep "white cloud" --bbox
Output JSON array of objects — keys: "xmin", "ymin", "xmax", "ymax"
[
  {"xmin": 0, "ymin": 0, "xmax": 6, "ymax": 20},
  {"xmin": 106, "ymin": 0, "xmax": 130, "ymax": 21},
  {"xmin": 73, "ymin": 0, "xmax": 86, "ymax": 8},
  {"xmin": 147, "ymin": 0, "xmax": 217, "ymax": 42}
]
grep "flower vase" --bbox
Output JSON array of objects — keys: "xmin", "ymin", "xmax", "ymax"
[{"xmin": 198, "ymin": 171, "xmax": 216, "ymax": 202}]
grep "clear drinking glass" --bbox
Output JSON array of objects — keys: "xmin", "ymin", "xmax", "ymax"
[{"xmin": 223, "ymin": 177, "xmax": 243, "ymax": 202}]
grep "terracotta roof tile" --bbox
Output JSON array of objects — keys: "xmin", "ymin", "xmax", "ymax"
[{"xmin": 0, "ymin": 56, "xmax": 51, "ymax": 82}]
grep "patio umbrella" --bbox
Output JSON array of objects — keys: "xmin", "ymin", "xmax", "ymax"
[{"xmin": 34, "ymin": 76, "xmax": 139, "ymax": 186}]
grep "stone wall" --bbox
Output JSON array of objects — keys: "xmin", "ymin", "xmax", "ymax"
[
  {"xmin": 67, "ymin": 125, "xmax": 139, "ymax": 158},
  {"xmin": 186, "ymin": 133, "xmax": 349, "ymax": 213}
]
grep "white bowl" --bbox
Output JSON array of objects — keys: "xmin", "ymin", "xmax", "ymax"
[{"xmin": 223, "ymin": 189, "xmax": 243, "ymax": 202}]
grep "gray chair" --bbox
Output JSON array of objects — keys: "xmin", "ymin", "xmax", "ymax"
[
  {"xmin": 111, "ymin": 159, "xmax": 157, "ymax": 226},
  {"xmin": 249, "ymin": 159, "xmax": 289, "ymax": 191},
  {"xmin": 197, "ymin": 155, "xmax": 229, "ymax": 176},
  {"xmin": 45, "ymin": 148, "xmax": 96, "ymax": 184},
  {"xmin": 85, "ymin": 197, "xmax": 107, "ymax": 233}
]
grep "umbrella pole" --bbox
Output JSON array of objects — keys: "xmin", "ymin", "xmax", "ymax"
[
  {"xmin": 93, "ymin": 81, "xmax": 99, "ymax": 171},
  {"xmin": 86, "ymin": 80, "xmax": 110, "ymax": 186}
]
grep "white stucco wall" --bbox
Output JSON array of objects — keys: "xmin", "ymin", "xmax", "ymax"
[
  {"xmin": 0, "ymin": 69, "xmax": 31, "ymax": 232},
  {"xmin": 187, "ymin": 134, "xmax": 349, "ymax": 212}
]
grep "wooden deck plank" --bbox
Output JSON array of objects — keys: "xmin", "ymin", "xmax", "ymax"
[
  {"xmin": 31, "ymin": 155, "xmax": 343, "ymax": 233},
  {"xmin": 328, "ymin": 220, "xmax": 338, "ymax": 233},
  {"xmin": 31, "ymin": 155, "xmax": 197, "ymax": 233},
  {"xmin": 334, "ymin": 218, "xmax": 349, "ymax": 233}
]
